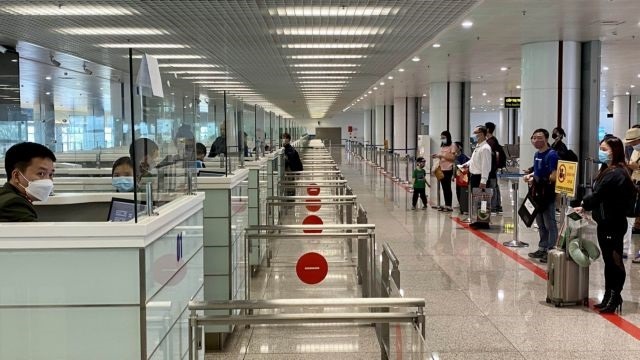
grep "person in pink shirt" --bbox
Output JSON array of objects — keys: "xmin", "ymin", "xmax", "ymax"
[{"xmin": 432, "ymin": 131, "xmax": 457, "ymax": 212}]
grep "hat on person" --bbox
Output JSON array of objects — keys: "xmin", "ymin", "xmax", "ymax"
[{"xmin": 625, "ymin": 128, "xmax": 640, "ymax": 143}]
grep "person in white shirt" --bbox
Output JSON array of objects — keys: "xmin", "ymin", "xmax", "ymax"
[{"xmin": 463, "ymin": 125, "xmax": 492, "ymax": 189}]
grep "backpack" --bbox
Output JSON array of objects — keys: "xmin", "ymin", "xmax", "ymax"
[
  {"xmin": 560, "ymin": 149, "xmax": 579, "ymax": 162},
  {"xmin": 496, "ymin": 144, "xmax": 507, "ymax": 169}
]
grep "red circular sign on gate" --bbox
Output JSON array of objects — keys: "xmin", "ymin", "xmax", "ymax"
[
  {"xmin": 307, "ymin": 183, "xmax": 321, "ymax": 196},
  {"xmin": 302, "ymin": 214, "xmax": 323, "ymax": 233},
  {"xmin": 296, "ymin": 252, "xmax": 329, "ymax": 285},
  {"xmin": 305, "ymin": 199, "xmax": 321, "ymax": 212}
]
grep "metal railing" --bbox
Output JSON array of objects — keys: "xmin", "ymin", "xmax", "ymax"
[{"xmin": 187, "ymin": 298, "xmax": 426, "ymax": 360}]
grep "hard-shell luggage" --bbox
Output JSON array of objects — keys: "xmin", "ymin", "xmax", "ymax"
[
  {"xmin": 546, "ymin": 248, "xmax": 589, "ymax": 307},
  {"xmin": 471, "ymin": 188, "xmax": 493, "ymax": 225}
]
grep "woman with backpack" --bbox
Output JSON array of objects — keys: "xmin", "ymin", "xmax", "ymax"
[{"xmin": 577, "ymin": 136, "xmax": 635, "ymax": 314}]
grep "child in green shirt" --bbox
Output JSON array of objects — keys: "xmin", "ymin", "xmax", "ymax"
[{"xmin": 412, "ymin": 157, "xmax": 429, "ymax": 210}]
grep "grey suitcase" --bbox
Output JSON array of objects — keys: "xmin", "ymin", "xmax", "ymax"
[{"xmin": 546, "ymin": 248, "xmax": 589, "ymax": 307}]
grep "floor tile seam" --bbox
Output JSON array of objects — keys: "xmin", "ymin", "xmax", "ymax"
[{"xmin": 346, "ymin": 153, "xmax": 640, "ymax": 342}]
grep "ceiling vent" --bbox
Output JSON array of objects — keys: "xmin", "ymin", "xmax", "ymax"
[{"xmin": 599, "ymin": 20, "xmax": 625, "ymax": 26}]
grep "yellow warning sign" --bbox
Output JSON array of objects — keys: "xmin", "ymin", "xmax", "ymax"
[{"xmin": 555, "ymin": 160, "xmax": 578, "ymax": 197}]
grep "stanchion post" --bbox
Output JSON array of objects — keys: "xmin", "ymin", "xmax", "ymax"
[
  {"xmin": 463, "ymin": 182, "xmax": 473, "ymax": 223},
  {"xmin": 503, "ymin": 174, "xmax": 529, "ymax": 248}
]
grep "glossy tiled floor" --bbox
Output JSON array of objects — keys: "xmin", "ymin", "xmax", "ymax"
[{"xmin": 207, "ymin": 148, "xmax": 640, "ymax": 360}]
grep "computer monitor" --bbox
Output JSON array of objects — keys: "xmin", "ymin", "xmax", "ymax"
[{"xmin": 107, "ymin": 198, "xmax": 145, "ymax": 222}]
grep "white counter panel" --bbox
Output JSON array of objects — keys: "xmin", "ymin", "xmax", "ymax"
[
  {"xmin": 0, "ymin": 306, "xmax": 140, "ymax": 360},
  {"xmin": 0, "ymin": 248, "xmax": 140, "ymax": 306}
]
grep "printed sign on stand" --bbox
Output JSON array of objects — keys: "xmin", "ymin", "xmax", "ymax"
[
  {"xmin": 555, "ymin": 160, "xmax": 578, "ymax": 198},
  {"xmin": 296, "ymin": 252, "xmax": 328, "ymax": 284}
]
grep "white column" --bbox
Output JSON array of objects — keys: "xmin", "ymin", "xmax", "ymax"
[
  {"xmin": 613, "ymin": 95, "xmax": 639, "ymax": 139},
  {"xmin": 363, "ymin": 109, "xmax": 372, "ymax": 145},
  {"xmin": 429, "ymin": 82, "xmax": 463, "ymax": 155},
  {"xmin": 498, "ymin": 109, "xmax": 510, "ymax": 144},
  {"xmin": 384, "ymin": 105, "xmax": 393, "ymax": 150},
  {"xmin": 375, "ymin": 105, "xmax": 385, "ymax": 147},
  {"xmin": 406, "ymin": 97, "xmax": 417, "ymax": 155},
  {"xmin": 520, "ymin": 41, "xmax": 581, "ymax": 196},
  {"xmin": 393, "ymin": 97, "xmax": 407, "ymax": 154}
]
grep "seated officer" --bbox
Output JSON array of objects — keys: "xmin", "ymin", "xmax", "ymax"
[{"xmin": 0, "ymin": 142, "xmax": 56, "ymax": 222}]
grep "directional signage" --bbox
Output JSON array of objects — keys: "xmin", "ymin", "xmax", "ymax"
[
  {"xmin": 504, "ymin": 97, "xmax": 521, "ymax": 108},
  {"xmin": 555, "ymin": 160, "xmax": 578, "ymax": 197},
  {"xmin": 302, "ymin": 214, "xmax": 323, "ymax": 233}
]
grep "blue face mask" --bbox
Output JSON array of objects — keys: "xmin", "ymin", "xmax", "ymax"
[
  {"xmin": 112, "ymin": 176, "xmax": 134, "ymax": 192},
  {"xmin": 598, "ymin": 150, "xmax": 611, "ymax": 164}
]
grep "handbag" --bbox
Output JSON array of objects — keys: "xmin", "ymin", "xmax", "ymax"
[
  {"xmin": 455, "ymin": 168, "xmax": 469, "ymax": 187},
  {"xmin": 518, "ymin": 189, "xmax": 540, "ymax": 228},
  {"xmin": 432, "ymin": 160, "xmax": 444, "ymax": 181}
]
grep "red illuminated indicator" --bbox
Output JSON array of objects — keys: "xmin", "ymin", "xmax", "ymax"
[
  {"xmin": 296, "ymin": 252, "xmax": 329, "ymax": 285},
  {"xmin": 307, "ymin": 183, "xmax": 321, "ymax": 196},
  {"xmin": 302, "ymin": 214, "xmax": 323, "ymax": 233},
  {"xmin": 305, "ymin": 199, "xmax": 321, "ymax": 212}
]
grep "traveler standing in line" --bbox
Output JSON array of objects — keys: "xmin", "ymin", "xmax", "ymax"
[
  {"xmin": 411, "ymin": 157, "xmax": 428, "ymax": 210},
  {"xmin": 282, "ymin": 132, "xmax": 303, "ymax": 200},
  {"xmin": 622, "ymin": 125, "xmax": 640, "ymax": 263},
  {"xmin": 524, "ymin": 129, "xmax": 559, "ymax": 264},
  {"xmin": 432, "ymin": 131, "xmax": 456, "ymax": 212},
  {"xmin": 453, "ymin": 141, "xmax": 470, "ymax": 212},
  {"xmin": 0, "ymin": 142, "xmax": 56, "ymax": 222},
  {"xmin": 461, "ymin": 126, "xmax": 492, "ymax": 228},
  {"xmin": 485, "ymin": 122, "xmax": 504, "ymax": 215},
  {"xmin": 462, "ymin": 125, "xmax": 492, "ymax": 190},
  {"xmin": 623, "ymin": 126, "xmax": 640, "ymax": 263},
  {"xmin": 577, "ymin": 136, "xmax": 634, "ymax": 313}
]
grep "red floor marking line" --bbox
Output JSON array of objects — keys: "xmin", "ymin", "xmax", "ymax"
[
  {"xmin": 451, "ymin": 217, "xmax": 549, "ymax": 280},
  {"xmin": 353, "ymin": 155, "xmax": 640, "ymax": 341}
]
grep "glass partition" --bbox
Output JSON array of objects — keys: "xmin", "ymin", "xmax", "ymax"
[
  {"xmin": 265, "ymin": 111, "xmax": 274, "ymax": 152},
  {"xmin": 128, "ymin": 49, "xmax": 198, "ymax": 221},
  {"xmin": 255, "ymin": 105, "xmax": 265, "ymax": 158},
  {"xmin": 243, "ymin": 103, "xmax": 255, "ymax": 160}
]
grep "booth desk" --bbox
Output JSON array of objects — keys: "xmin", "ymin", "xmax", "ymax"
[{"xmin": 0, "ymin": 193, "xmax": 205, "ymax": 360}]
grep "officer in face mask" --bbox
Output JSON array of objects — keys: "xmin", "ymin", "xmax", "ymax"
[
  {"xmin": 111, "ymin": 157, "xmax": 135, "ymax": 192},
  {"xmin": 0, "ymin": 142, "xmax": 56, "ymax": 222}
]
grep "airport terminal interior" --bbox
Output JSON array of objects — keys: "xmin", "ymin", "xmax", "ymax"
[{"xmin": 2, "ymin": 0, "xmax": 640, "ymax": 359}]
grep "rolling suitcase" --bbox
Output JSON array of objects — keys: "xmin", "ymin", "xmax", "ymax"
[
  {"xmin": 470, "ymin": 188, "xmax": 493, "ymax": 227},
  {"xmin": 546, "ymin": 248, "xmax": 589, "ymax": 307}
]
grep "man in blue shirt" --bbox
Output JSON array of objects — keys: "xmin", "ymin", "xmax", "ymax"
[{"xmin": 523, "ymin": 128, "xmax": 559, "ymax": 263}]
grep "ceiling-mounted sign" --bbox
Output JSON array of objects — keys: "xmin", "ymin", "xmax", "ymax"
[{"xmin": 504, "ymin": 97, "xmax": 521, "ymax": 108}]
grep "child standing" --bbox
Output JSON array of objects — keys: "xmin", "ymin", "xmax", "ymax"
[{"xmin": 412, "ymin": 157, "xmax": 429, "ymax": 210}]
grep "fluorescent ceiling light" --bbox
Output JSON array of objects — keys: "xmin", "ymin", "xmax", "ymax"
[
  {"xmin": 98, "ymin": 43, "xmax": 187, "ymax": 48},
  {"xmin": 1, "ymin": 5, "xmax": 138, "ymax": 15},
  {"xmin": 373, "ymin": 87, "xmax": 378, "ymax": 90},
  {"xmin": 462, "ymin": 20, "xmax": 473, "ymax": 28},
  {"xmin": 500, "ymin": 66, "xmax": 508, "ymax": 71},
  {"xmin": 193, "ymin": 81, "xmax": 243, "ymax": 84},
  {"xmin": 298, "ymin": 76, "xmax": 352, "ymax": 79},
  {"xmin": 181, "ymin": 76, "xmax": 234, "ymax": 80},
  {"xmin": 158, "ymin": 64, "xmax": 217, "ymax": 68},
  {"xmin": 56, "ymin": 27, "xmax": 167, "ymax": 35},
  {"xmin": 128, "ymin": 54, "xmax": 204, "ymax": 59},
  {"xmin": 283, "ymin": 43, "xmax": 373, "ymax": 49},
  {"xmin": 387, "ymin": 76, "xmax": 394, "ymax": 80},
  {"xmin": 296, "ymin": 70, "xmax": 356, "ymax": 74},
  {"xmin": 167, "ymin": 71, "xmax": 226, "ymax": 74},
  {"xmin": 602, "ymin": 66, "xmax": 609, "ymax": 71},
  {"xmin": 269, "ymin": 6, "xmax": 398, "ymax": 16},
  {"xmin": 299, "ymin": 81, "xmax": 347, "ymax": 84},
  {"xmin": 398, "ymin": 68, "xmax": 405, "ymax": 72},
  {"xmin": 292, "ymin": 64, "xmax": 359, "ymax": 67},
  {"xmin": 288, "ymin": 55, "xmax": 365, "ymax": 59},
  {"xmin": 412, "ymin": 56, "xmax": 420, "ymax": 62},
  {"xmin": 276, "ymin": 27, "xmax": 384, "ymax": 36},
  {"xmin": 432, "ymin": 43, "xmax": 441, "ymax": 48},
  {"xmin": 516, "ymin": 85, "xmax": 521, "ymax": 89}
]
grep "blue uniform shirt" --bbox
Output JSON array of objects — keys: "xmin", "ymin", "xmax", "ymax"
[{"xmin": 533, "ymin": 148, "xmax": 559, "ymax": 180}]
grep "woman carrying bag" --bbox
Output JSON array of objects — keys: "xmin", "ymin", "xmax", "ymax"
[
  {"xmin": 576, "ymin": 136, "xmax": 635, "ymax": 314},
  {"xmin": 431, "ymin": 131, "xmax": 457, "ymax": 212}
]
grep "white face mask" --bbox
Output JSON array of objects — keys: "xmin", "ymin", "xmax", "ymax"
[
  {"xmin": 19, "ymin": 172, "xmax": 54, "ymax": 202},
  {"xmin": 633, "ymin": 144, "xmax": 640, "ymax": 152}
]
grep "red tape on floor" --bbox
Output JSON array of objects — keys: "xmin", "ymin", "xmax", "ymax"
[{"xmin": 357, "ymin": 154, "xmax": 640, "ymax": 341}]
